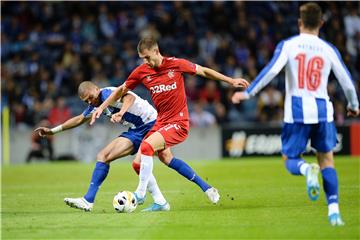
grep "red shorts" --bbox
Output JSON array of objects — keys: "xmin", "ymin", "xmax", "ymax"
[{"xmin": 145, "ymin": 120, "xmax": 189, "ymax": 148}]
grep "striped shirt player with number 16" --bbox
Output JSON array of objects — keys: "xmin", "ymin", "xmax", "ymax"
[{"xmin": 232, "ymin": 2, "xmax": 359, "ymax": 226}]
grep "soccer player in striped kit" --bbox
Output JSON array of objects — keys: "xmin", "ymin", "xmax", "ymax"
[
  {"xmin": 232, "ymin": 2, "xmax": 359, "ymax": 226},
  {"xmin": 36, "ymin": 81, "xmax": 167, "ymax": 212}
]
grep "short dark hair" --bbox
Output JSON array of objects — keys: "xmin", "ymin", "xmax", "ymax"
[
  {"xmin": 137, "ymin": 37, "xmax": 158, "ymax": 53},
  {"xmin": 300, "ymin": 2, "xmax": 322, "ymax": 30},
  {"xmin": 78, "ymin": 81, "xmax": 96, "ymax": 97}
]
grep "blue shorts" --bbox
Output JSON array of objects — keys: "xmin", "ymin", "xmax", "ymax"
[
  {"xmin": 119, "ymin": 120, "xmax": 156, "ymax": 155},
  {"xmin": 281, "ymin": 122, "xmax": 337, "ymax": 158}
]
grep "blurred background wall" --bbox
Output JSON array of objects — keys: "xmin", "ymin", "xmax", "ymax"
[{"xmin": 9, "ymin": 126, "xmax": 222, "ymax": 164}]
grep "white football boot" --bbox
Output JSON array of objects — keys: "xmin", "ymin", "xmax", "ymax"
[
  {"xmin": 64, "ymin": 197, "xmax": 93, "ymax": 212},
  {"xmin": 205, "ymin": 187, "xmax": 220, "ymax": 204}
]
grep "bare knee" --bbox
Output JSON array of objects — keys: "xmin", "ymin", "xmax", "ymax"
[
  {"xmin": 158, "ymin": 151, "xmax": 173, "ymax": 165},
  {"xmin": 97, "ymin": 151, "xmax": 110, "ymax": 163}
]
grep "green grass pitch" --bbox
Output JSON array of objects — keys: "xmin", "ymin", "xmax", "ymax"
[{"xmin": 2, "ymin": 156, "xmax": 359, "ymax": 239}]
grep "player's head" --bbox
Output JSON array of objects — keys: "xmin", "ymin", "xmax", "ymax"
[
  {"xmin": 137, "ymin": 37, "xmax": 162, "ymax": 68},
  {"xmin": 298, "ymin": 2, "xmax": 323, "ymax": 32},
  {"xmin": 78, "ymin": 81, "xmax": 101, "ymax": 106}
]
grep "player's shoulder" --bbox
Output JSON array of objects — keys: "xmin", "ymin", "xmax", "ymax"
[
  {"xmin": 101, "ymin": 86, "xmax": 117, "ymax": 92},
  {"xmin": 99, "ymin": 87, "xmax": 116, "ymax": 102},
  {"xmin": 274, "ymin": 35, "xmax": 299, "ymax": 51},
  {"xmin": 317, "ymin": 37, "xmax": 340, "ymax": 56},
  {"xmin": 165, "ymin": 56, "xmax": 179, "ymax": 61},
  {"xmin": 279, "ymin": 34, "xmax": 301, "ymax": 46},
  {"xmin": 164, "ymin": 56, "xmax": 195, "ymax": 70},
  {"xmin": 100, "ymin": 86, "xmax": 116, "ymax": 95},
  {"xmin": 131, "ymin": 63, "xmax": 152, "ymax": 76},
  {"xmin": 164, "ymin": 56, "xmax": 188, "ymax": 63}
]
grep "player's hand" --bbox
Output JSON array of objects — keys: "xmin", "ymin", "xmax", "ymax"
[
  {"xmin": 231, "ymin": 78, "xmax": 250, "ymax": 89},
  {"xmin": 111, "ymin": 112, "xmax": 124, "ymax": 123},
  {"xmin": 34, "ymin": 127, "xmax": 53, "ymax": 137},
  {"xmin": 347, "ymin": 108, "xmax": 359, "ymax": 117},
  {"xmin": 231, "ymin": 91, "xmax": 248, "ymax": 104},
  {"xmin": 90, "ymin": 108, "xmax": 103, "ymax": 125}
]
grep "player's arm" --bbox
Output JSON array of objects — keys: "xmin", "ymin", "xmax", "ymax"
[
  {"xmin": 34, "ymin": 114, "xmax": 88, "ymax": 137},
  {"xmin": 232, "ymin": 41, "xmax": 288, "ymax": 104},
  {"xmin": 111, "ymin": 93, "xmax": 136, "ymax": 123},
  {"xmin": 195, "ymin": 65, "xmax": 249, "ymax": 88},
  {"xmin": 330, "ymin": 46, "xmax": 359, "ymax": 117},
  {"xmin": 90, "ymin": 84, "xmax": 129, "ymax": 125}
]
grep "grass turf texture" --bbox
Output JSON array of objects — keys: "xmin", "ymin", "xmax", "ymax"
[{"xmin": 2, "ymin": 156, "xmax": 359, "ymax": 239}]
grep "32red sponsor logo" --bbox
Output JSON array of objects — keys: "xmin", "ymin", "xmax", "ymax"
[{"xmin": 150, "ymin": 82, "xmax": 177, "ymax": 94}]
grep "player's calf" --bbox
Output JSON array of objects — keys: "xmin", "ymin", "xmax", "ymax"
[
  {"xmin": 83, "ymin": 161, "xmax": 110, "ymax": 204},
  {"xmin": 132, "ymin": 161, "xmax": 140, "ymax": 175},
  {"xmin": 322, "ymin": 167, "xmax": 343, "ymax": 226}
]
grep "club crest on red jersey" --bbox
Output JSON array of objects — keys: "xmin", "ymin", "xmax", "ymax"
[{"xmin": 168, "ymin": 70, "xmax": 175, "ymax": 79}]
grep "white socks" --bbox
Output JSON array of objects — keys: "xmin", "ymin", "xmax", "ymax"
[
  {"xmin": 135, "ymin": 154, "xmax": 153, "ymax": 198},
  {"xmin": 328, "ymin": 203, "xmax": 340, "ymax": 216},
  {"xmin": 147, "ymin": 175, "xmax": 166, "ymax": 205},
  {"xmin": 300, "ymin": 162, "xmax": 310, "ymax": 176}
]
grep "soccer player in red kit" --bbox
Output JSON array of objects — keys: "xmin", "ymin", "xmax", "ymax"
[{"xmin": 91, "ymin": 37, "xmax": 249, "ymax": 211}]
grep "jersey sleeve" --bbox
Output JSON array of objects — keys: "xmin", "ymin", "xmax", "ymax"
[
  {"xmin": 177, "ymin": 58, "xmax": 197, "ymax": 75},
  {"xmin": 82, "ymin": 105, "xmax": 95, "ymax": 118},
  {"xmin": 329, "ymin": 44, "xmax": 359, "ymax": 110},
  {"xmin": 125, "ymin": 67, "xmax": 143, "ymax": 90},
  {"xmin": 246, "ymin": 41, "xmax": 289, "ymax": 97}
]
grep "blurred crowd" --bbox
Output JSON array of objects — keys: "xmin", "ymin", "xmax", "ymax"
[{"xmin": 2, "ymin": 1, "xmax": 360, "ymax": 129}]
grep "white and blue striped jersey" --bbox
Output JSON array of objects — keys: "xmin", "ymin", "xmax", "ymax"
[
  {"xmin": 82, "ymin": 87, "xmax": 157, "ymax": 128},
  {"xmin": 245, "ymin": 33, "xmax": 359, "ymax": 124}
]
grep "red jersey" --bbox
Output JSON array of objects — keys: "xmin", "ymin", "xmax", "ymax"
[{"xmin": 125, "ymin": 57, "xmax": 197, "ymax": 125}]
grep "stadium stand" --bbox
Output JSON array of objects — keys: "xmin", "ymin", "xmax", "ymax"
[{"xmin": 2, "ymin": 2, "xmax": 359, "ymax": 128}]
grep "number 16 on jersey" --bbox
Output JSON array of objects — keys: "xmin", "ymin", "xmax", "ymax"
[{"xmin": 295, "ymin": 53, "xmax": 324, "ymax": 91}]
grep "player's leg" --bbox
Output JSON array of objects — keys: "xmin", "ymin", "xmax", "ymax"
[
  {"xmin": 281, "ymin": 123, "xmax": 320, "ymax": 201},
  {"xmin": 134, "ymin": 131, "xmax": 166, "ymax": 201},
  {"xmin": 65, "ymin": 137, "xmax": 133, "ymax": 211},
  {"xmin": 316, "ymin": 151, "xmax": 343, "ymax": 225},
  {"xmin": 158, "ymin": 148, "xmax": 219, "ymax": 204},
  {"xmin": 132, "ymin": 152, "xmax": 169, "ymax": 211},
  {"xmin": 312, "ymin": 122, "xmax": 343, "ymax": 226},
  {"xmin": 83, "ymin": 137, "xmax": 133, "ymax": 201}
]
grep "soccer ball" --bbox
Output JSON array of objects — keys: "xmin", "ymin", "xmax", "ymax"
[{"xmin": 112, "ymin": 191, "xmax": 137, "ymax": 213}]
